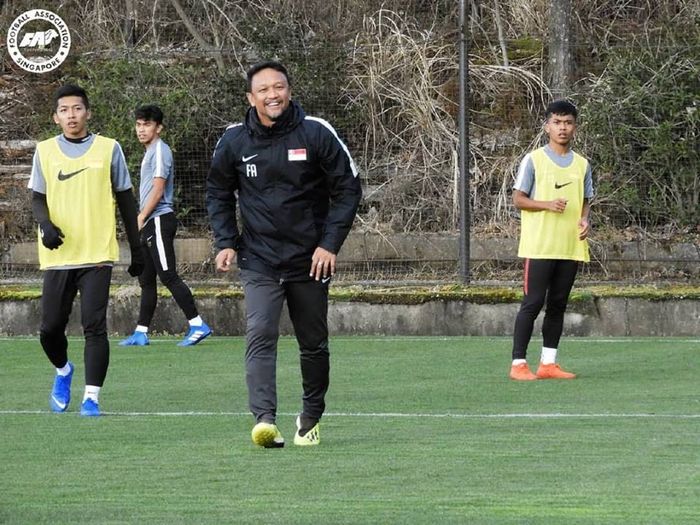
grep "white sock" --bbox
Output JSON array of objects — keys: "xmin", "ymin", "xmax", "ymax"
[
  {"xmin": 188, "ymin": 316, "xmax": 203, "ymax": 327},
  {"xmin": 135, "ymin": 325, "xmax": 148, "ymax": 333},
  {"xmin": 512, "ymin": 359, "xmax": 527, "ymax": 366},
  {"xmin": 83, "ymin": 385, "xmax": 101, "ymax": 403},
  {"xmin": 541, "ymin": 347, "xmax": 558, "ymax": 365},
  {"xmin": 56, "ymin": 362, "xmax": 72, "ymax": 376}
]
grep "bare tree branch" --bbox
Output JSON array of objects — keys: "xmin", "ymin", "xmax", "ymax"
[
  {"xmin": 492, "ymin": 0, "xmax": 508, "ymax": 67},
  {"xmin": 168, "ymin": 0, "xmax": 226, "ymax": 75}
]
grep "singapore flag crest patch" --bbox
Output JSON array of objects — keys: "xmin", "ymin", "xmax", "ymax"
[{"xmin": 288, "ymin": 148, "xmax": 307, "ymax": 161}]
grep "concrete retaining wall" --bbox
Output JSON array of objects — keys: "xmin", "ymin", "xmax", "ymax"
[{"xmin": 1, "ymin": 294, "xmax": 698, "ymax": 337}]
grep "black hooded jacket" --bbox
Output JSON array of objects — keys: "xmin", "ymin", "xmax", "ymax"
[{"xmin": 206, "ymin": 100, "xmax": 362, "ymax": 280}]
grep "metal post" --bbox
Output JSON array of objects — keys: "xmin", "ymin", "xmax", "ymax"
[{"xmin": 458, "ymin": 0, "xmax": 471, "ymax": 283}]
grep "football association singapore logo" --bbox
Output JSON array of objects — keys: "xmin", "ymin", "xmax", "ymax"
[{"xmin": 6, "ymin": 9, "xmax": 71, "ymax": 73}]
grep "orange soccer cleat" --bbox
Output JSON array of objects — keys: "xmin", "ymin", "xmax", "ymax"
[
  {"xmin": 509, "ymin": 363, "xmax": 538, "ymax": 381},
  {"xmin": 536, "ymin": 363, "xmax": 576, "ymax": 379}
]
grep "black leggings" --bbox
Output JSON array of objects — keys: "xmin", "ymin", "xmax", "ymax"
[
  {"xmin": 40, "ymin": 266, "xmax": 112, "ymax": 386},
  {"xmin": 512, "ymin": 258, "xmax": 579, "ymax": 360}
]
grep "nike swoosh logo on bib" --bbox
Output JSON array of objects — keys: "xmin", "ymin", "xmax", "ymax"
[
  {"xmin": 57, "ymin": 167, "xmax": 88, "ymax": 181},
  {"xmin": 554, "ymin": 182, "xmax": 572, "ymax": 189}
]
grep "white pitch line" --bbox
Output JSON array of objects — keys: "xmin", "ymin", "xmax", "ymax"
[
  {"xmin": 0, "ymin": 410, "xmax": 698, "ymax": 419},
  {"xmin": 330, "ymin": 337, "xmax": 700, "ymax": 344},
  {"xmin": 327, "ymin": 412, "xmax": 700, "ymax": 419}
]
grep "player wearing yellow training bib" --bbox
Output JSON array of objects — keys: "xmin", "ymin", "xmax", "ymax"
[
  {"xmin": 509, "ymin": 100, "xmax": 594, "ymax": 381},
  {"xmin": 35, "ymin": 134, "xmax": 120, "ymax": 268},
  {"xmin": 28, "ymin": 84, "xmax": 144, "ymax": 417}
]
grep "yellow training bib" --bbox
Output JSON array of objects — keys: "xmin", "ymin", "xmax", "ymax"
[
  {"xmin": 36, "ymin": 136, "xmax": 119, "ymax": 269},
  {"xmin": 518, "ymin": 147, "xmax": 589, "ymax": 262}
]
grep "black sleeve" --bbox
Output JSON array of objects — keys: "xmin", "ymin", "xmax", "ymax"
[
  {"xmin": 206, "ymin": 133, "xmax": 241, "ymax": 250},
  {"xmin": 316, "ymin": 126, "xmax": 362, "ymax": 254},
  {"xmin": 115, "ymin": 189, "xmax": 140, "ymax": 250},
  {"xmin": 31, "ymin": 191, "xmax": 50, "ymax": 224}
]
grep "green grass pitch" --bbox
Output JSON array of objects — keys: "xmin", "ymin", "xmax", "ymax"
[{"xmin": 1, "ymin": 336, "xmax": 698, "ymax": 524}]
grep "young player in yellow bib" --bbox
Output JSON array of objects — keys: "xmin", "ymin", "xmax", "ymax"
[
  {"xmin": 509, "ymin": 100, "xmax": 593, "ymax": 381},
  {"xmin": 29, "ymin": 84, "xmax": 143, "ymax": 416}
]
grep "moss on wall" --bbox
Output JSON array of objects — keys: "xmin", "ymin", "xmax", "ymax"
[{"xmin": 2, "ymin": 284, "xmax": 698, "ymax": 305}]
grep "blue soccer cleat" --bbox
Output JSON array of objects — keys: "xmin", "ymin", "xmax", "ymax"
[
  {"xmin": 80, "ymin": 398, "xmax": 100, "ymax": 417},
  {"xmin": 177, "ymin": 322, "xmax": 212, "ymax": 346},
  {"xmin": 49, "ymin": 361, "xmax": 74, "ymax": 413},
  {"xmin": 118, "ymin": 331, "xmax": 150, "ymax": 346}
]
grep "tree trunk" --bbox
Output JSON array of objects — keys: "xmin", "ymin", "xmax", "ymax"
[
  {"xmin": 124, "ymin": 0, "xmax": 136, "ymax": 48},
  {"xmin": 548, "ymin": 0, "xmax": 572, "ymax": 98}
]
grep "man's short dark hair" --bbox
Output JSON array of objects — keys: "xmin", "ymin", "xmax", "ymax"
[
  {"xmin": 54, "ymin": 84, "xmax": 89, "ymax": 110},
  {"xmin": 135, "ymin": 104, "xmax": 164, "ymax": 124},
  {"xmin": 545, "ymin": 99, "xmax": 578, "ymax": 120},
  {"xmin": 246, "ymin": 61, "xmax": 291, "ymax": 92}
]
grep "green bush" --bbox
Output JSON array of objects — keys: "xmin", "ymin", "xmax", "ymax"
[
  {"xmin": 26, "ymin": 47, "xmax": 362, "ymax": 234},
  {"xmin": 579, "ymin": 35, "xmax": 699, "ymax": 229},
  {"xmin": 38, "ymin": 56, "xmax": 248, "ymax": 229}
]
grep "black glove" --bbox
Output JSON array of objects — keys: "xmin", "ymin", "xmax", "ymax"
[
  {"xmin": 127, "ymin": 247, "xmax": 145, "ymax": 277},
  {"xmin": 39, "ymin": 221, "xmax": 64, "ymax": 250}
]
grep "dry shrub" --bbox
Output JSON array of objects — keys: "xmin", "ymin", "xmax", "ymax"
[
  {"xmin": 346, "ymin": 8, "xmax": 550, "ymax": 233},
  {"xmin": 345, "ymin": 8, "xmax": 458, "ymax": 232}
]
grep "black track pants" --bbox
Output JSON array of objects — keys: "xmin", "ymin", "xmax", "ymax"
[
  {"xmin": 137, "ymin": 213, "xmax": 197, "ymax": 326},
  {"xmin": 240, "ymin": 268, "xmax": 330, "ymax": 424}
]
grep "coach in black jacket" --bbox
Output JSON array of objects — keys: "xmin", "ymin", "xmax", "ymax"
[{"xmin": 206, "ymin": 61, "xmax": 362, "ymax": 448}]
